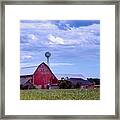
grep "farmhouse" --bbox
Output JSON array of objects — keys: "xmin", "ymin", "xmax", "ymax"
[{"xmin": 20, "ymin": 62, "xmax": 58, "ymax": 89}]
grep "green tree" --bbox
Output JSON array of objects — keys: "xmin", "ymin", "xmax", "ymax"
[{"xmin": 58, "ymin": 80, "xmax": 72, "ymax": 89}]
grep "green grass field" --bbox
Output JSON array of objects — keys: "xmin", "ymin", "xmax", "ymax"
[{"xmin": 20, "ymin": 88, "xmax": 100, "ymax": 100}]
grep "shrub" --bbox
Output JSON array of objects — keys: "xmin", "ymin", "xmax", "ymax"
[{"xmin": 58, "ymin": 80, "xmax": 72, "ymax": 89}]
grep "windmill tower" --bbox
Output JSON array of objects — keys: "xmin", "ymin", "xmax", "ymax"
[
  {"xmin": 45, "ymin": 52, "xmax": 52, "ymax": 88},
  {"xmin": 45, "ymin": 52, "xmax": 51, "ymax": 66}
]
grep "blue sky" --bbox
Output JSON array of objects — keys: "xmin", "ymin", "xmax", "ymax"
[{"xmin": 20, "ymin": 20, "xmax": 100, "ymax": 78}]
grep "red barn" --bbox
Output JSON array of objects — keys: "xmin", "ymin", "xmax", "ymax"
[{"xmin": 32, "ymin": 62, "xmax": 58, "ymax": 89}]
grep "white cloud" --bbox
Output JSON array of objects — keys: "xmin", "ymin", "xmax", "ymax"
[
  {"xmin": 21, "ymin": 22, "xmax": 58, "ymax": 30},
  {"xmin": 46, "ymin": 24, "xmax": 100, "ymax": 47},
  {"xmin": 21, "ymin": 55, "xmax": 32, "ymax": 60},
  {"xmin": 37, "ymin": 23, "xmax": 58, "ymax": 29},
  {"xmin": 21, "ymin": 21, "xmax": 100, "ymax": 50},
  {"xmin": 50, "ymin": 63, "xmax": 73, "ymax": 66},
  {"xmin": 48, "ymin": 34, "xmax": 64, "ymax": 45},
  {"xmin": 28, "ymin": 34, "xmax": 37, "ymax": 41},
  {"xmin": 21, "ymin": 20, "xmax": 100, "ymax": 49},
  {"xmin": 20, "ymin": 23, "xmax": 35, "ymax": 29}
]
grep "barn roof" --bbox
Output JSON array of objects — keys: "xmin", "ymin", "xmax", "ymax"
[
  {"xmin": 20, "ymin": 78, "xmax": 29, "ymax": 85},
  {"xmin": 20, "ymin": 62, "xmax": 57, "ymax": 77},
  {"xmin": 69, "ymin": 78, "xmax": 92, "ymax": 85},
  {"xmin": 34, "ymin": 62, "xmax": 58, "ymax": 80},
  {"xmin": 56, "ymin": 74, "xmax": 87, "ymax": 80},
  {"xmin": 20, "ymin": 77, "xmax": 34, "ymax": 86}
]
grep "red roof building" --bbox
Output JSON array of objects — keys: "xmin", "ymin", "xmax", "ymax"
[
  {"xmin": 20, "ymin": 62, "xmax": 58, "ymax": 89},
  {"xmin": 33, "ymin": 62, "xmax": 58, "ymax": 88}
]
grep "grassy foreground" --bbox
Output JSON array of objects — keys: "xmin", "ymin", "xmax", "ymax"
[{"xmin": 20, "ymin": 88, "xmax": 100, "ymax": 100}]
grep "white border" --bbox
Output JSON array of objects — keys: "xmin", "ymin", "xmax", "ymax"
[{"xmin": 5, "ymin": 5, "xmax": 115, "ymax": 115}]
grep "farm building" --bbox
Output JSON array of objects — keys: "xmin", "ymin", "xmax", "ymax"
[
  {"xmin": 87, "ymin": 78, "xmax": 100, "ymax": 88},
  {"xmin": 20, "ymin": 77, "xmax": 35, "ymax": 89},
  {"xmin": 33, "ymin": 62, "xmax": 58, "ymax": 89},
  {"xmin": 69, "ymin": 78, "xmax": 94, "ymax": 89},
  {"xmin": 20, "ymin": 62, "xmax": 59, "ymax": 89},
  {"xmin": 20, "ymin": 75, "xmax": 33, "ymax": 82}
]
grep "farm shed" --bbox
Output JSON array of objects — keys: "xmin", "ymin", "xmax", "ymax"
[
  {"xmin": 20, "ymin": 78, "xmax": 35, "ymax": 89},
  {"xmin": 20, "ymin": 75, "xmax": 33, "ymax": 83},
  {"xmin": 69, "ymin": 78, "xmax": 94, "ymax": 89},
  {"xmin": 87, "ymin": 78, "xmax": 100, "ymax": 88}
]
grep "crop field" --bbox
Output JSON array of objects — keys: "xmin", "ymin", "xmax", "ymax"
[{"xmin": 20, "ymin": 88, "xmax": 100, "ymax": 100}]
